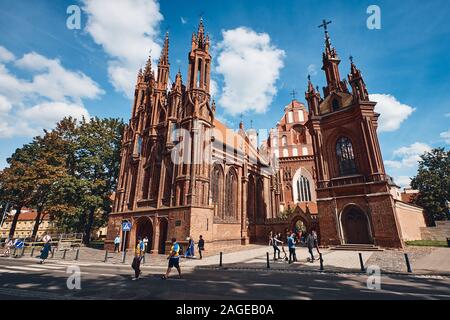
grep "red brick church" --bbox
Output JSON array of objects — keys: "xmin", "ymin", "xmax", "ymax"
[{"xmin": 105, "ymin": 19, "xmax": 425, "ymax": 252}]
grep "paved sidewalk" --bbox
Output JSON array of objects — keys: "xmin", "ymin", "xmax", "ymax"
[{"xmin": 414, "ymin": 248, "xmax": 450, "ymax": 274}]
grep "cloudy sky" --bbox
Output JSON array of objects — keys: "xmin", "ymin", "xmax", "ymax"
[{"xmin": 0, "ymin": 0, "xmax": 449, "ymax": 188}]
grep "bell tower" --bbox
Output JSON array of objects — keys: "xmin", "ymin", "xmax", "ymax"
[{"xmin": 306, "ymin": 21, "xmax": 403, "ymax": 248}]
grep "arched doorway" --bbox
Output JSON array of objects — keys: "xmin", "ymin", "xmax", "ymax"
[
  {"xmin": 136, "ymin": 217, "xmax": 153, "ymax": 252},
  {"xmin": 158, "ymin": 218, "xmax": 168, "ymax": 254},
  {"xmin": 341, "ymin": 206, "xmax": 373, "ymax": 244}
]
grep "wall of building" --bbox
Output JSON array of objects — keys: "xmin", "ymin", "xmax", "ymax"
[{"xmin": 394, "ymin": 200, "xmax": 426, "ymax": 241}]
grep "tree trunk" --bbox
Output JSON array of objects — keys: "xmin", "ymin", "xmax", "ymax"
[
  {"xmin": 83, "ymin": 207, "xmax": 95, "ymax": 245},
  {"xmin": 8, "ymin": 206, "xmax": 22, "ymax": 239},
  {"xmin": 31, "ymin": 207, "xmax": 43, "ymax": 241}
]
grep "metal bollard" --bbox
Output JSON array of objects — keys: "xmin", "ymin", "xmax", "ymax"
[
  {"xmin": 404, "ymin": 253, "xmax": 412, "ymax": 273},
  {"xmin": 266, "ymin": 252, "xmax": 270, "ymax": 269},
  {"xmin": 62, "ymin": 249, "xmax": 67, "ymax": 260},
  {"xmin": 51, "ymin": 248, "xmax": 55, "ymax": 258},
  {"xmin": 319, "ymin": 253, "xmax": 324, "ymax": 271},
  {"xmin": 358, "ymin": 253, "xmax": 365, "ymax": 272},
  {"xmin": 20, "ymin": 247, "xmax": 25, "ymax": 257},
  {"xmin": 30, "ymin": 247, "xmax": 35, "ymax": 257},
  {"xmin": 219, "ymin": 252, "xmax": 223, "ymax": 267},
  {"xmin": 142, "ymin": 253, "xmax": 146, "ymax": 265},
  {"xmin": 75, "ymin": 248, "xmax": 80, "ymax": 261},
  {"xmin": 122, "ymin": 250, "xmax": 127, "ymax": 263},
  {"xmin": 104, "ymin": 250, "xmax": 108, "ymax": 263},
  {"xmin": 13, "ymin": 248, "xmax": 17, "ymax": 257}
]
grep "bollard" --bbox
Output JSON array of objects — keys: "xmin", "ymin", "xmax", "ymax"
[
  {"xmin": 142, "ymin": 253, "xmax": 146, "ymax": 265},
  {"xmin": 20, "ymin": 247, "xmax": 25, "ymax": 257},
  {"xmin": 13, "ymin": 247, "xmax": 17, "ymax": 257},
  {"xmin": 51, "ymin": 248, "xmax": 55, "ymax": 258},
  {"xmin": 404, "ymin": 253, "xmax": 412, "ymax": 273},
  {"xmin": 75, "ymin": 248, "xmax": 80, "ymax": 261},
  {"xmin": 62, "ymin": 249, "xmax": 67, "ymax": 260},
  {"xmin": 122, "ymin": 250, "xmax": 127, "ymax": 263},
  {"xmin": 319, "ymin": 253, "xmax": 324, "ymax": 271},
  {"xmin": 30, "ymin": 247, "xmax": 35, "ymax": 257},
  {"xmin": 104, "ymin": 250, "xmax": 108, "ymax": 263},
  {"xmin": 358, "ymin": 253, "xmax": 365, "ymax": 272},
  {"xmin": 219, "ymin": 252, "xmax": 223, "ymax": 267},
  {"xmin": 266, "ymin": 252, "xmax": 270, "ymax": 269}
]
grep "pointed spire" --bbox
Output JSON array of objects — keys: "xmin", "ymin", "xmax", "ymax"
[
  {"xmin": 144, "ymin": 54, "xmax": 152, "ymax": 75},
  {"xmin": 159, "ymin": 32, "xmax": 170, "ymax": 66},
  {"xmin": 211, "ymin": 99, "xmax": 216, "ymax": 112},
  {"xmin": 348, "ymin": 55, "xmax": 369, "ymax": 101},
  {"xmin": 307, "ymin": 75, "xmax": 315, "ymax": 94}
]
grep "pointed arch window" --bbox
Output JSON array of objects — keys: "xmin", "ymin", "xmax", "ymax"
[
  {"xmin": 211, "ymin": 165, "xmax": 224, "ymax": 218},
  {"xmin": 225, "ymin": 169, "xmax": 238, "ymax": 219},
  {"xmin": 281, "ymin": 136, "xmax": 287, "ymax": 146},
  {"xmin": 336, "ymin": 137, "xmax": 358, "ymax": 176},
  {"xmin": 332, "ymin": 99, "xmax": 340, "ymax": 111},
  {"xmin": 296, "ymin": 175, "xmax": 312, "ymax": 202}
]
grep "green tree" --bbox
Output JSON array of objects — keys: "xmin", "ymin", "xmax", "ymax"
[{"xmin": 411, "ymin": 148, "xmax": 450, "ymax": 224}]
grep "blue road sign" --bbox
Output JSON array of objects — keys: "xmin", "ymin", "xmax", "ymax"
[{"xmin": 122, "ymin": 221, "xmax": 131, "ymax": 231}]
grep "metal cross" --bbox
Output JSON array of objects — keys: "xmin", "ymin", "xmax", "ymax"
[
  {"xmin": 318, "ymin": 19, "xmax": 332, "ymax": 31},
  {"xmin": 349, "ymin": 55, "xmax": 354, "ymax": 63},
  {"xmin": 290, "ymin": 89, "xmax": 297, "ymax": 100}
]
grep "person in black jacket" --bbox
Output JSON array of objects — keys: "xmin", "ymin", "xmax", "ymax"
[{"xmin": 198, "ymin": 235, "xmax": 205, "ymax": 259}]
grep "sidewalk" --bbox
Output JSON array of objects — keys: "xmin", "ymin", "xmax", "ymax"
[{"xmin": 2, "ymin": 244, "xmax": 449, "ymax": 276}]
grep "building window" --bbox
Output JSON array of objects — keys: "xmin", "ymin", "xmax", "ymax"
[
  {"xmin": 332, "ymin": 99, "xmax": 340, "ymax": 111},
  {"xmin": 225, "ymin": 169, "xmax": 238, "ymax": 219},
  {"xmin": 281, "ymin": 136, "xmax": 287, "ymax": 146},
  {"xmin": 283, "ymin": 149, "xmax": 289, "ymax": 157},
  {"xmin": 296, "ymin": 175, "xmax": 312, "ymax": 202},
  {"xmin": 211, "ymin": 165, "xmax": 224, "ymax": 218},
  {"xmin": 288, "ymin": 111, "xmax": 294, "ymax": 123},
  {"xmin": 297, "ymin": 110, "xmax": 304, "ymax": 122},
  {"xmin": 336, "ymin": 137, "xmax": 358, "ymax": 176},
  {"xmin": 302, "ymin": 147, "xmax": 308, "ymax": 156},
  {"xmin": 274, "ymin": 149, "xmax": 279, "ymax": 158},
  {"xmin": 292, "ymin": 148, "xmax": 298, "ymax": 156}
]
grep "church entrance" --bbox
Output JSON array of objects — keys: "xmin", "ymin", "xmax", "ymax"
[
  {"xmin": 136, "ymin": 217, "xmax": 153, "ymax": 252},
  {"xmin": 158, "ymin": 218, "xmax": 168, "ymax": 254},
  {"xmin": 341, "ymin": 207, "xmax": 373, "ymax": 244}
]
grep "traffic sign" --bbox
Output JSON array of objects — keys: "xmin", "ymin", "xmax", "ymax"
[{"xmin": 122, "ymin": 221, "xmax": 131, "ymax": 231}]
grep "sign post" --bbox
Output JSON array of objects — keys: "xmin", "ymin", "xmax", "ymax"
[{"xmin": 121, "ymin": 221, "xmax": 131, "ymax": 253}]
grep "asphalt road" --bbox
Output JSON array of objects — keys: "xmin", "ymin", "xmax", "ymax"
[{"xmin": 0, "ymin": 258, "xmax": 449, "ymax": 300}]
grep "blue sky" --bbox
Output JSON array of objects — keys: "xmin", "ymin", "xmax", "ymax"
[{"xmin": 0, "ymin": 0, "xmax": 449, "ymax": 187}]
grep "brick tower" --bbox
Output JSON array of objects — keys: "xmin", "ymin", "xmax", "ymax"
[{"xmin": 305, "ymin": 21, "xmax": 403, "ymax": 248}]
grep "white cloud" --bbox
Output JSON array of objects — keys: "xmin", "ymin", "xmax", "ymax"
[
  {"xmin": 370, "ymin": 94, "xmax": 415, "ymax": 132},
  {"xmin": 215, "ymin": 27, "xmax": 285, "ymax": 115},
  {"xmin": 210, "ymin": 79, "xmax": 218, "ymax": 98},
  {"xmin": 0, "ymin": 95, "xmax": 12, "ymax": 113},
  {"xmin": 445, "ymin": 113, "xmax": 450, "ymax": 117},
  {"xmin": 181, "ymin": 17, "xmax": 187, "ymax": 24},
  {"xmin": 385, "ymin": 142, "xmax": 431, "ymax": 169},
  {"xmin": 0, "ymin": 46, "xmax": 101, "ymax": 138},
  {"xmin": 395, "ymin": 176, "xmax": 412, "ymax": 188},
  {"xmin": 82, "ymin": 0, "xmax": 163, "ymax": 97},
  {"xmin": 20, "ymin": 102, "xmax": 90, "ymax": 128},
  {"xmin": 440, "ymin": 129, "xmax": 450, "ymax": 144},
  {"xmin": 0, "ymin": 46, "xmax": 15, "ymax": 62},
  {"xmin": 307, "ymin": 64, "xmax": 317, "ymax": 76}
]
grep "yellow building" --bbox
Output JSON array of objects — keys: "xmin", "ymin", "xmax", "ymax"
[{"xmin": 0, "ymin": 208, "xmax": 56, "ymax": 240}]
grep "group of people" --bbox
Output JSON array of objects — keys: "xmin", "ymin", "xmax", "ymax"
[
  {"xmin": 269, "ymin": 230, "xmax": 320, "ymax": 264},
  {"xmin": 130, "ymin": 235, "xmax": 205, "ymax": 281},
  {"xmin": 1, "ymin": 233, "xmax": 52, "ymax": 264}
]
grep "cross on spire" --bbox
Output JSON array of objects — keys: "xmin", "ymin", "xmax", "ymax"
[
  {"xmin": 318, "ymin": 19, "xmax": 332, "ymax": 32},
  {"xmin": 349, "ymin": 55, "xmax": 354, "ymax": 64},
  {"xmin": 290, "ymin": 89, "xmax": 297, "ymax": 100}
]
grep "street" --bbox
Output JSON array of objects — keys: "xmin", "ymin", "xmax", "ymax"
[{"xmin": 1, "ymin": 258, "xmax": 449, "ymax": 300}]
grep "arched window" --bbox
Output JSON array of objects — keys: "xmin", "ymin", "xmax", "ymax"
[
  {"xmin": 211, "ymin": 165, "xmax": 224, "ymax": 217},
  {"xmin": 336, "ymin": 137, "xmax": 358, "ymax": 176},
  {"xmin": 225, "ymin": 169, "xmax": 238, "ymax": 219},
  {"xmin": 281, "ymin": 135, "xmax": 287, "ymax": 146},
  {"xmin": 332, "ymin": 99, "xmax": 340, "ymax": 111},
  {"xmin": 296, "ymin": 175, "xmax": 312, "ymax": 202}
]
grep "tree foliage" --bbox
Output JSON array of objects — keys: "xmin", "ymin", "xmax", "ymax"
[
  {"xmin": 411, "ymin": 148, "xmax": 450, "ymax": 224},
  {"xmin": 0, "ymin": 117, "xmax": 124, "ymax": 242}
]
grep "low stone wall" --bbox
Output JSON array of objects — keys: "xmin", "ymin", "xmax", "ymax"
[
  {"xmin": 394, "ymin": 200, "xmax": 426, "ymax": 241},
  {"xmin": 421, "ymin": 221, "xmax": 450, "ymax": 241}
]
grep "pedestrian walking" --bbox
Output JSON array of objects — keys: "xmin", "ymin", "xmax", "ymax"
[
  {"xmin": 131, "ymin": 238, "xmax": 145, "ymax": 280},
  {"xmin": 185, "ymin": 236, "xmax": 195, "ymax": 258},
  {"xmin": 38, "ymin": 240, "xmax": 51, "ymax": 264},
  {"xmin": 198, "ymin": 235, "xmax": 205, "ymax": 259},
  {"xmin": 272, "ymin": 233, "xmax": 282, "ymax": 260},
  {"xmin": 42, "ymin": 233, "xmax": 52, "ymax": 243},
  {"xmin": 114, "ymin": 234, "xmax": 121, "ymax": 253},
  {"xmin": 268, "ymin": 231, "xmax": 273, "ymax": 246},
  {"xmin": 312, "ymin": 230, "xmax": 320, "ymax": 254},
  {"xmin": 306, "ymin": 232, "xmax": 315, "ymax": 262},
  {"xmin": 162, "ymin": 238, "xmax": 181, "ymax": 280},
  {"xmin": 143, "ymin": 236, "xmax": 149, "ymax": 253},
  {"xmin": 287, "ymin": 233, "xmax": 297, "ymax": 264},
  {"xmin": 1, "ymin": 238, "xmax": 13, "ymax": 257}
]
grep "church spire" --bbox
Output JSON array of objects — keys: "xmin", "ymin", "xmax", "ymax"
[
  {"xmin": 348, "ymin": 55, "xmax": 369, "ymax": 101},
  {"xmin": 318, "ymin": 19, "xmax": 348, "ymax": 97},
  {"xmin": 157, "ymin": 32, "xmax": 170, "ymax": 90},
  {"xmin": 305, "ymin": 74, "xmax": 321, "ymax": 116}
]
